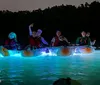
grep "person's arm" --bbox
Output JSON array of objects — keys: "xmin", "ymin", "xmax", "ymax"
[
  {"xmin": 29, "ymin": 24, "xmax": 34, "ymax": 36},
  {"xmin": 41, "ymin": 37, "xmax": 48, "ymax": 45},
  {"xmin": 51, "ymin": 37, "xmax": 55, "ymax": 46},
  {"xmin": 64, "ymin": 37, "xmax": 70, "ymax": 44},
  {"xmin": 91, "ymin": 40, "xmax": 96, "ymax": 45}
]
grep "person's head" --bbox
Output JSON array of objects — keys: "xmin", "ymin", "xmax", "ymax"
[
  {"xmin": 8, "ymin": 32, "xmax": 17, "ymax": 39},
  {"xmin": 86, "ymin": 32, "xmax": 90, "ymax": 37},
  {"xmin": 56, "ymin": 30, "xmax": 61, "ymax": 37},
  {"xmin": 81, "ymin": 31, "xmax": 86, "ymax": 37},
  {"xmin": 36, "ymin": 29, "xmax": 42, "ymax": 37},
  {"xmin": 32, "ymin": 31, "xmax": 36, "ymax": 37}
]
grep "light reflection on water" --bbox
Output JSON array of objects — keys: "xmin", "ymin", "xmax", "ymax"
[{"xmin": 0, "ymin": 51, "xmax": 100, "ymax": 85}]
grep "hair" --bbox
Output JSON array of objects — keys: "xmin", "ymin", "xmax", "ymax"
[
  {"xmin": 87, "ymin": 32, "xmax": 90, "ymax": 34},
  {"xmin": 56, "ymin": 30, "xmax": 61, "ymax": 32},
  {"xmin": 81, "ymin": 31, "xmax": 85, "ymax": 33}
]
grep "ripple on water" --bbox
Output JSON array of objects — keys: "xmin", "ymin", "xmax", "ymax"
[{"xmin": 0, "ymin": 51, "xmax": 100, "ymax": 85}]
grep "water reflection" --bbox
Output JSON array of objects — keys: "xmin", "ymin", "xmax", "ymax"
[
  {"xmin": 0, "ymin": 52, "xmax": 100, "ymax": 85},
  {"xmin": 0, "ymin": 57, "xmax": 23, "ymax": 85}
]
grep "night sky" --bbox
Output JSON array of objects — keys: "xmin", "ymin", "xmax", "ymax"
[{"xmin": 0, "ymin": 0, "xmax": 99, "ymax": 11}]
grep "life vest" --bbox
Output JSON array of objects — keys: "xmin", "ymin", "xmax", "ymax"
[
  {"xmin": 53, "ymin": 36, "xmax": 60, "ymax": 46},
  {"xmin": 5, "ymin": 39, "xmax": 17, "ymax": 46},
  {"xmin": 79, "ymin": 37, "xmax": 88, "ymax": 45},
  {"xmin": 29, "ymin": 36, "xmax": 40, "ymax": 47}
]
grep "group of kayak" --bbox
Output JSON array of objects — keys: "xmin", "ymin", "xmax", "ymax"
[{"xmin": 1, "ymin": 23, "xmax": 96, "ymax": 51}]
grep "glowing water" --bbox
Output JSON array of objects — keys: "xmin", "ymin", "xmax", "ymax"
[{"xmin": 0, "ymin": 50, "xmax": 100, "ymax": 85}]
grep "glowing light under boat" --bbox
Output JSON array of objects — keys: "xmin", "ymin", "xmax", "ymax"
[
  {"xmin": 41, "ymin": 50, "xmax": 57, "ymax": 56},
  {"xmin": 12, "ymin": 53, "xmax": 22, "ymax": 57},
  {"xmin": 9, "ymin": 50, "xmax": 22, "ymax": 57},
  {"xmin": 73, "ymin": 52, "xmax": 93, "ymax": 56},
  {"xmin": 0, "ymin": 46, "xmax": 95, "ymax": 57},
  {"xmin": 0, "ymin": 54, "xmax": 4, "ymax": 57},
  {"xmin": 73, "ymin": 53, "xmax": 83, "ymax": 55}
]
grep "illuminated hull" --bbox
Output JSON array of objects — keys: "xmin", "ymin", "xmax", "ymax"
[{"xmin": 0, "ymin": 46, "xmax": 95, "ymax": 57}]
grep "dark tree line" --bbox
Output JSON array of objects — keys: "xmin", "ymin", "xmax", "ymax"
[{"xmin": 0, "ymin": 1, "xmax": 100, "ymax": 46}]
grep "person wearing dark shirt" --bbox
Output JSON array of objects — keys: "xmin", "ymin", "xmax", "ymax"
[
  {"xmin": 26, "ymin": 23, "xmax": 48, "ymax": 50},
  {"xmin": 76, "ymin": 31, "xmax": 91, "ymax": 46},
  {"xmin": 51, "ymin": 30, "xmax": 70, "ymax": 46}
]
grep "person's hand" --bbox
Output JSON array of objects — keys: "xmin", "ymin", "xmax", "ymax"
[
  {"xmin": 29, "ymin": 23, "xmax": 34, "ymax": 28},
  {"xmin": 51, "ymin": 37, "xmax": 55, "ymax": 42}
]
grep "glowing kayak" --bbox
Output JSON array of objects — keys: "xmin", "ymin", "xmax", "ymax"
[
  {"xmin": 0, "ymin": 46, "xmax": 95, "ymax": 57},
  {"xmin": 71, "ymin": 46, "xmax": 95, "ymax": 55}
]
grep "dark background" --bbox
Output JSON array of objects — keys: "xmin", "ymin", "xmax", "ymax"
[{"xmin": 0, "ymin": 1, "xmax": 100, "ymax": 47}]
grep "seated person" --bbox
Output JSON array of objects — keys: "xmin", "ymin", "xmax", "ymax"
[
  {"xmin": 4, "ymin": 32, "xmax": 20, "ymax": 50},
  {"xmin": 58, "ymin": 35, "xmax": 70, "ymax": 46},
  {"xmin": 36, "ymin": 29, "xmax": 48, "ymax": 47},
  {"xmin": 27, "ymin": 23, "xmax": 48, "ymax": 50},
  {"xmin": 51, "ymin": 30, "xmax": 70, "ymax": 46},
  {"xmin": 86, "ymin": 32, "xmax": 96, "ymax": 46},
  {"xmin": 29, "ymin": 31, "xmax": 40, "ymax": 49},
  {"xmin": 76, "ymin": 31, "xmax": 91, "ymax": 46}
]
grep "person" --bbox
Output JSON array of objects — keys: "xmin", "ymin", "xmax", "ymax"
[
  {"xmin": 59, "ymin": 35, "xmax": 70, "ymax": 46},
  {"xmin": 86, "ymin": 32, "xmax": 96, "ymax": 46},
  {"xmin": 4, "ymin": 32, "xmax": 20, "ymax": 50},
  {"xmin": 53, "ymin": 77, "xmax": 82, "ymax": 85},
  {"xmin": 76, "ymin": 31, "xmax": 91, "ymax": 46},
  {"xmin": 51, "ymin": 30, "xmax": 70, "ymax": 46},
  {"xmin": 27, "ymin": 23, "xmax": 48, "ymax": 50},
  {"xmin": 36, "ymin": 29, "xmax": 48, "ymax": 47},
  {"xmin": 28, "ymin": 23, "xmax": 40, "ymax": 49}
]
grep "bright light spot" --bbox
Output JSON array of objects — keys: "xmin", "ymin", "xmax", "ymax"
[
  {"xmin": 9, "ymin": 50, "xmax": 21, "ymax": 57},
  {"xmin": 73, "ymin": 52, "xmax": 93, "ymax": 56},
  {"xmin": 0, "ymin": 53, "xmax": 4, "ymax": 57},
  {"xmin": 73, "ymin": 52, "xmax": 82, "ymax": 55},
  {"xmin": 12, "ymin": 53, "xmax": 21, "ymax": 57},
  {"xmin": 41, "ymin": 50, "xmax": 57, "ymax": 56}
]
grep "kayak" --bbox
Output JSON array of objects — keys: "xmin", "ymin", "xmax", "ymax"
[{"xmin": 0, "ymin": 46, "xmax": 95, "ymax": 57}]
